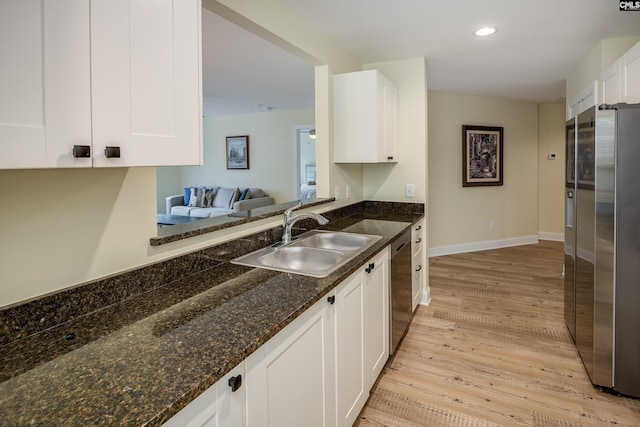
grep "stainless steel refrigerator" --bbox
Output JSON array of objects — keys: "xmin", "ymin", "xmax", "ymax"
[{"xmin": 564, "ymin": 103, "xmax": 640, "ymax": 398}]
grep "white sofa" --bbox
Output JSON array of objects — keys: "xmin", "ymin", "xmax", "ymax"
[{"xmin": 166, "ymin": 187, "xmax": 274, "ymax": 218}]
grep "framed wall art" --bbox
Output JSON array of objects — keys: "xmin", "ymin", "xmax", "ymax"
[
  {"xmin": 462, "ymin": 125, "xmax": 504, "ymax": 187},
  {"xmin": 226, "ymin": 135, "xmax": 250, "ymax": 169}
]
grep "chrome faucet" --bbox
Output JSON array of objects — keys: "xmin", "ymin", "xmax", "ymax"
[{"xmin": 281, "ymin": 201, "xmax": 329, "ymax": 245}]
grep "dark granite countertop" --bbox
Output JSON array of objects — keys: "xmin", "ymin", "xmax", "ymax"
[{"xmin": 0, "ymin": 203, "xmax": 423, "ymax": 426}]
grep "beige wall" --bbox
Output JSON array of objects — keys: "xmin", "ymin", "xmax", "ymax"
[
  {"xmin": 537, "ymin": 103, "xmax": 566, "ymax": 237},
  {"xmin": 157, "ymin": 109, "xmax": 314, "ymax": 212},
  {"xmin": 428, "ymin": 92, "xmax": 539, "ymax": 253}
]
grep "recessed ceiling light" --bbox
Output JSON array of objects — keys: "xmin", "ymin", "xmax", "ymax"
[{"xmin": 474, "ymin": 27, "xmax": 497, "ymax": 37}]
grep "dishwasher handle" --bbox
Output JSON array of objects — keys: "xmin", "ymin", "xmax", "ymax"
[{"xmin": 390, "ymin": 229, "xmax": 411, "ymax": 257}]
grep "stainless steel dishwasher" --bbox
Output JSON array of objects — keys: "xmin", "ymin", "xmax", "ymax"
[{"xmin": 390, "ymin": 228, "xmax": 413, "ymax": 354}]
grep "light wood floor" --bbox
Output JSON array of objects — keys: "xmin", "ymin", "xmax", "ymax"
[{"xmin": 356, "ymin": 241, "xmax": 640, "ymax": 426}]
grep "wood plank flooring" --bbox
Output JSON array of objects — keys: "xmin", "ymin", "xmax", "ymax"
[{"xmin": 355, "ymin": 241, "xmax": 640, "ymax": 427}]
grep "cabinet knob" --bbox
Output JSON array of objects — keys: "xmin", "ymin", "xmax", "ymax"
[
  {"xmin": 73, "ymin": 145, "xmax": 91, "ymax": 158},
  {"xmin": 104, "ymin": 146, "xmax": 121, "ymax": 158},
  {"xmin": 228, "ymin": 375, "xmax": 242, "ymax": 392},
  {"xmin": 365, "ymin": 262, "xmax": 375, "ymax": 274},
  {"xmin": 327, "ymin": 295, "xmax": 335, "ymax": 305}
]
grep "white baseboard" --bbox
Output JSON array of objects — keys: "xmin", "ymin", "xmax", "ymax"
[
  {"xmin": 538, "ymin": 231, "xmax": 564, "ymax": 241},
  {"xmin": 418, "ymin": 289, "xmax": 431, "ymax": 306},
  {"xmin": 428, "ymin": 235, "xmax": 539, "ymax": 258}
]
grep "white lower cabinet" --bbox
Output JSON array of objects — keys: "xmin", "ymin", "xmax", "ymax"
[
  {"xmin": 165, "ymin": 247, "xmax": 391, "ymax": 427},
  {"xmin": 245, "ymin": 291, "xmax": 336, "ymax": 427},
  {"xmin": 336, "ymin": 248, "xmax": 389, "ymax": 427},
  {"xmin": 412, "ymin": 220, "xmax": 425, "ymax": 312},
  {"xmin": 163, "ymin": 363, "xmax": 245, "ymax": 427}
]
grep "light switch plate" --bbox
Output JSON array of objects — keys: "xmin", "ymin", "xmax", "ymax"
[{"xmin": 405, "ymin": 184, "xmax": 414, "ymax": 198}]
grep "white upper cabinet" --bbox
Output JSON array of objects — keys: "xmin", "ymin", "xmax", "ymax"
[
  {"xmin": 567, "ymin": 81, "xmax": 597, "ymax": 120},
  {"xmin": 622, "ymin": 41, "xmax": 640, "ymax": 104},
  {"xmin": 0, "ymin": 0, "xmax": 202, "ymax": 169},
  {"xmin": 0, "ymin": 0, "xmax": 92, "ymax": 169},
  {"xmin": 334, "ymin": 70, "xmax": 397, "ymax": 163},
  {"xmin": 602, "ymin": 59, "xmax": 623, "ymax": 105},
  {"xmin": 91, "ymin": 0, "xmax": 202, "ymax": 167}
]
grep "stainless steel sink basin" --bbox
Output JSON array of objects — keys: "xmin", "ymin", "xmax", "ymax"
[
  {"xmin": 296, "ymin": 232, "xmax": 372, "ymax": 251},
  {"xmin": 231, "ymin": 230, "xmax": 382, "ymax": 277},
  {"xmin": 259, "ymin": 247, "xmax": 346, "ymax": 274}
]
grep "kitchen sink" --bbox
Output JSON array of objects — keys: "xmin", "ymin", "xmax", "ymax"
[
  {"xmin": 295, "ymin": 232, "xmax": 373, "ymax": 252},
  {"xmin": 231, "ymin": 230, "xmax": 382, "ymax": 278}
]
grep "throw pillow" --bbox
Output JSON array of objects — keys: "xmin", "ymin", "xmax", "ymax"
[
  {"xmin": 203, "ymin": 187, "xmax": 217, "ymax": 208},
  {"xmin": 188, "ymin": 187, "xmax": 198, "ymax": 207},
  {"xmin": 183, "ymin": 187, "xmax": 191, "ymax": 206},
  {"xmin": 196, "ymin": 186, "xmax": 206, "ymax": 207},
  {"xmin": 230, "ymin": 187, "xmax": 241, "ymax": 208},
  {"xmin": 238, "ymin": 188, "xmax": 249, "ymax": 201},
  {"xmin": 213, "ymin": 187, "xmax": 236, "ymax": 208}
]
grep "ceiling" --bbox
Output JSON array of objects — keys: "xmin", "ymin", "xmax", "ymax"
[{"xmin": 203, "ymin": 1, "xmax": 640, "ymax": 116}]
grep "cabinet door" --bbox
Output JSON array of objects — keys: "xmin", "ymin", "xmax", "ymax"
[
  {"xmin": 366, "ymin": 249, "xmax": 389, "ymax": 389},
  {"xmin": 0, "ymin": 0, "xmax": 91, "ymax": 169},
  {"xmin": 334, "ymin": 70, "xmax": 397, "ymax": 164},
  {"xmin": 246, "ymin": 298, "xmax": 331, "ymax": 427},
  {"xmin": 336, "ymin": 270, "xmax": 367, "ymax": 427},
  {"xmin": 381, "ymin": 76, "xmax": 397, "ymax": 162},
  {"xmin": 91, "ymin": 0, "xmax": 202, "ymax": 167},
  {"xmin": 163, "ymin": 363, "xmax": 245, "ymax": 427},
  {"xmin": 602, "ymin": 59, "xmax": 622, "ymax": 105},
  {"xmin": 623, "ymin": 41, "xmax": 640, "ymax": 103}
]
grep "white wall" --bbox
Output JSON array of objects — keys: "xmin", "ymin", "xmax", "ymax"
[
  {"xmin": 157, "ymin": 108, "xmax": 314, "ymax": 209},
  {"xmin": 428, "ymin": 92, "xmax": 539, "ymax": 255},
  {"xmin": 537, "ymin": 102, "xmax": 566, "ymax": 239}
]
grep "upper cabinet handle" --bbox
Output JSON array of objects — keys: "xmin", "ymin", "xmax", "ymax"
[
  {"xmin": 104, "ymin": 146, "xmax": 121, "ymax": 158},
  {"xmin": 73, "ymin": 145, "xmax": 91, "ymax": 158},
  {"xmin": 415, "ymin": 225, "xmax": 422, "ymax": 231}
]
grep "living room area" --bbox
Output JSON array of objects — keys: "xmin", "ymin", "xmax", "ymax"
[{"xmin": 156, "ymin": 8, "xmax": 317, "ymax": 228}]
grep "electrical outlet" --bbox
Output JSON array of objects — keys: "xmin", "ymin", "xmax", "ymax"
[
  {"xmin": 490, "ymin": 220, "xmax": 496, "ymax": 230},
  {"xmin": 345, "ymin": 184, "xmax": 351, "ymax": 199},
  {"xmin": 334, "ymin": 185, "xmax": 341, "ymax": 201},
  {"xmin": 405, "ymin": 184, "xmax": 414, "ymax": 198}
]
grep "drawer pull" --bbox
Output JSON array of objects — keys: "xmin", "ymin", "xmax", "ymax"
[
  {"xmin": 228, "ymin": 375, "xmax": 242, "ymax": 392},
  {"xmin": 415, "ymin": 265, "xmax": 422, "ymax": 272}
]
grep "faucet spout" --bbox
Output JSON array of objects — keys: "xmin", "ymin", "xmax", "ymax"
[{"xmin": 281, "ymin": 202, "xmax": 329, "ymax": 245}]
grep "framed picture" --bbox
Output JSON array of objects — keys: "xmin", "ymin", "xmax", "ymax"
[
  {"xmin": 226, "ymin": 135, "xmax": 250, "ymax": 169},
  {"xmin": 462, "ymin": 125, "xmax": 504, "ymax": 187}
]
